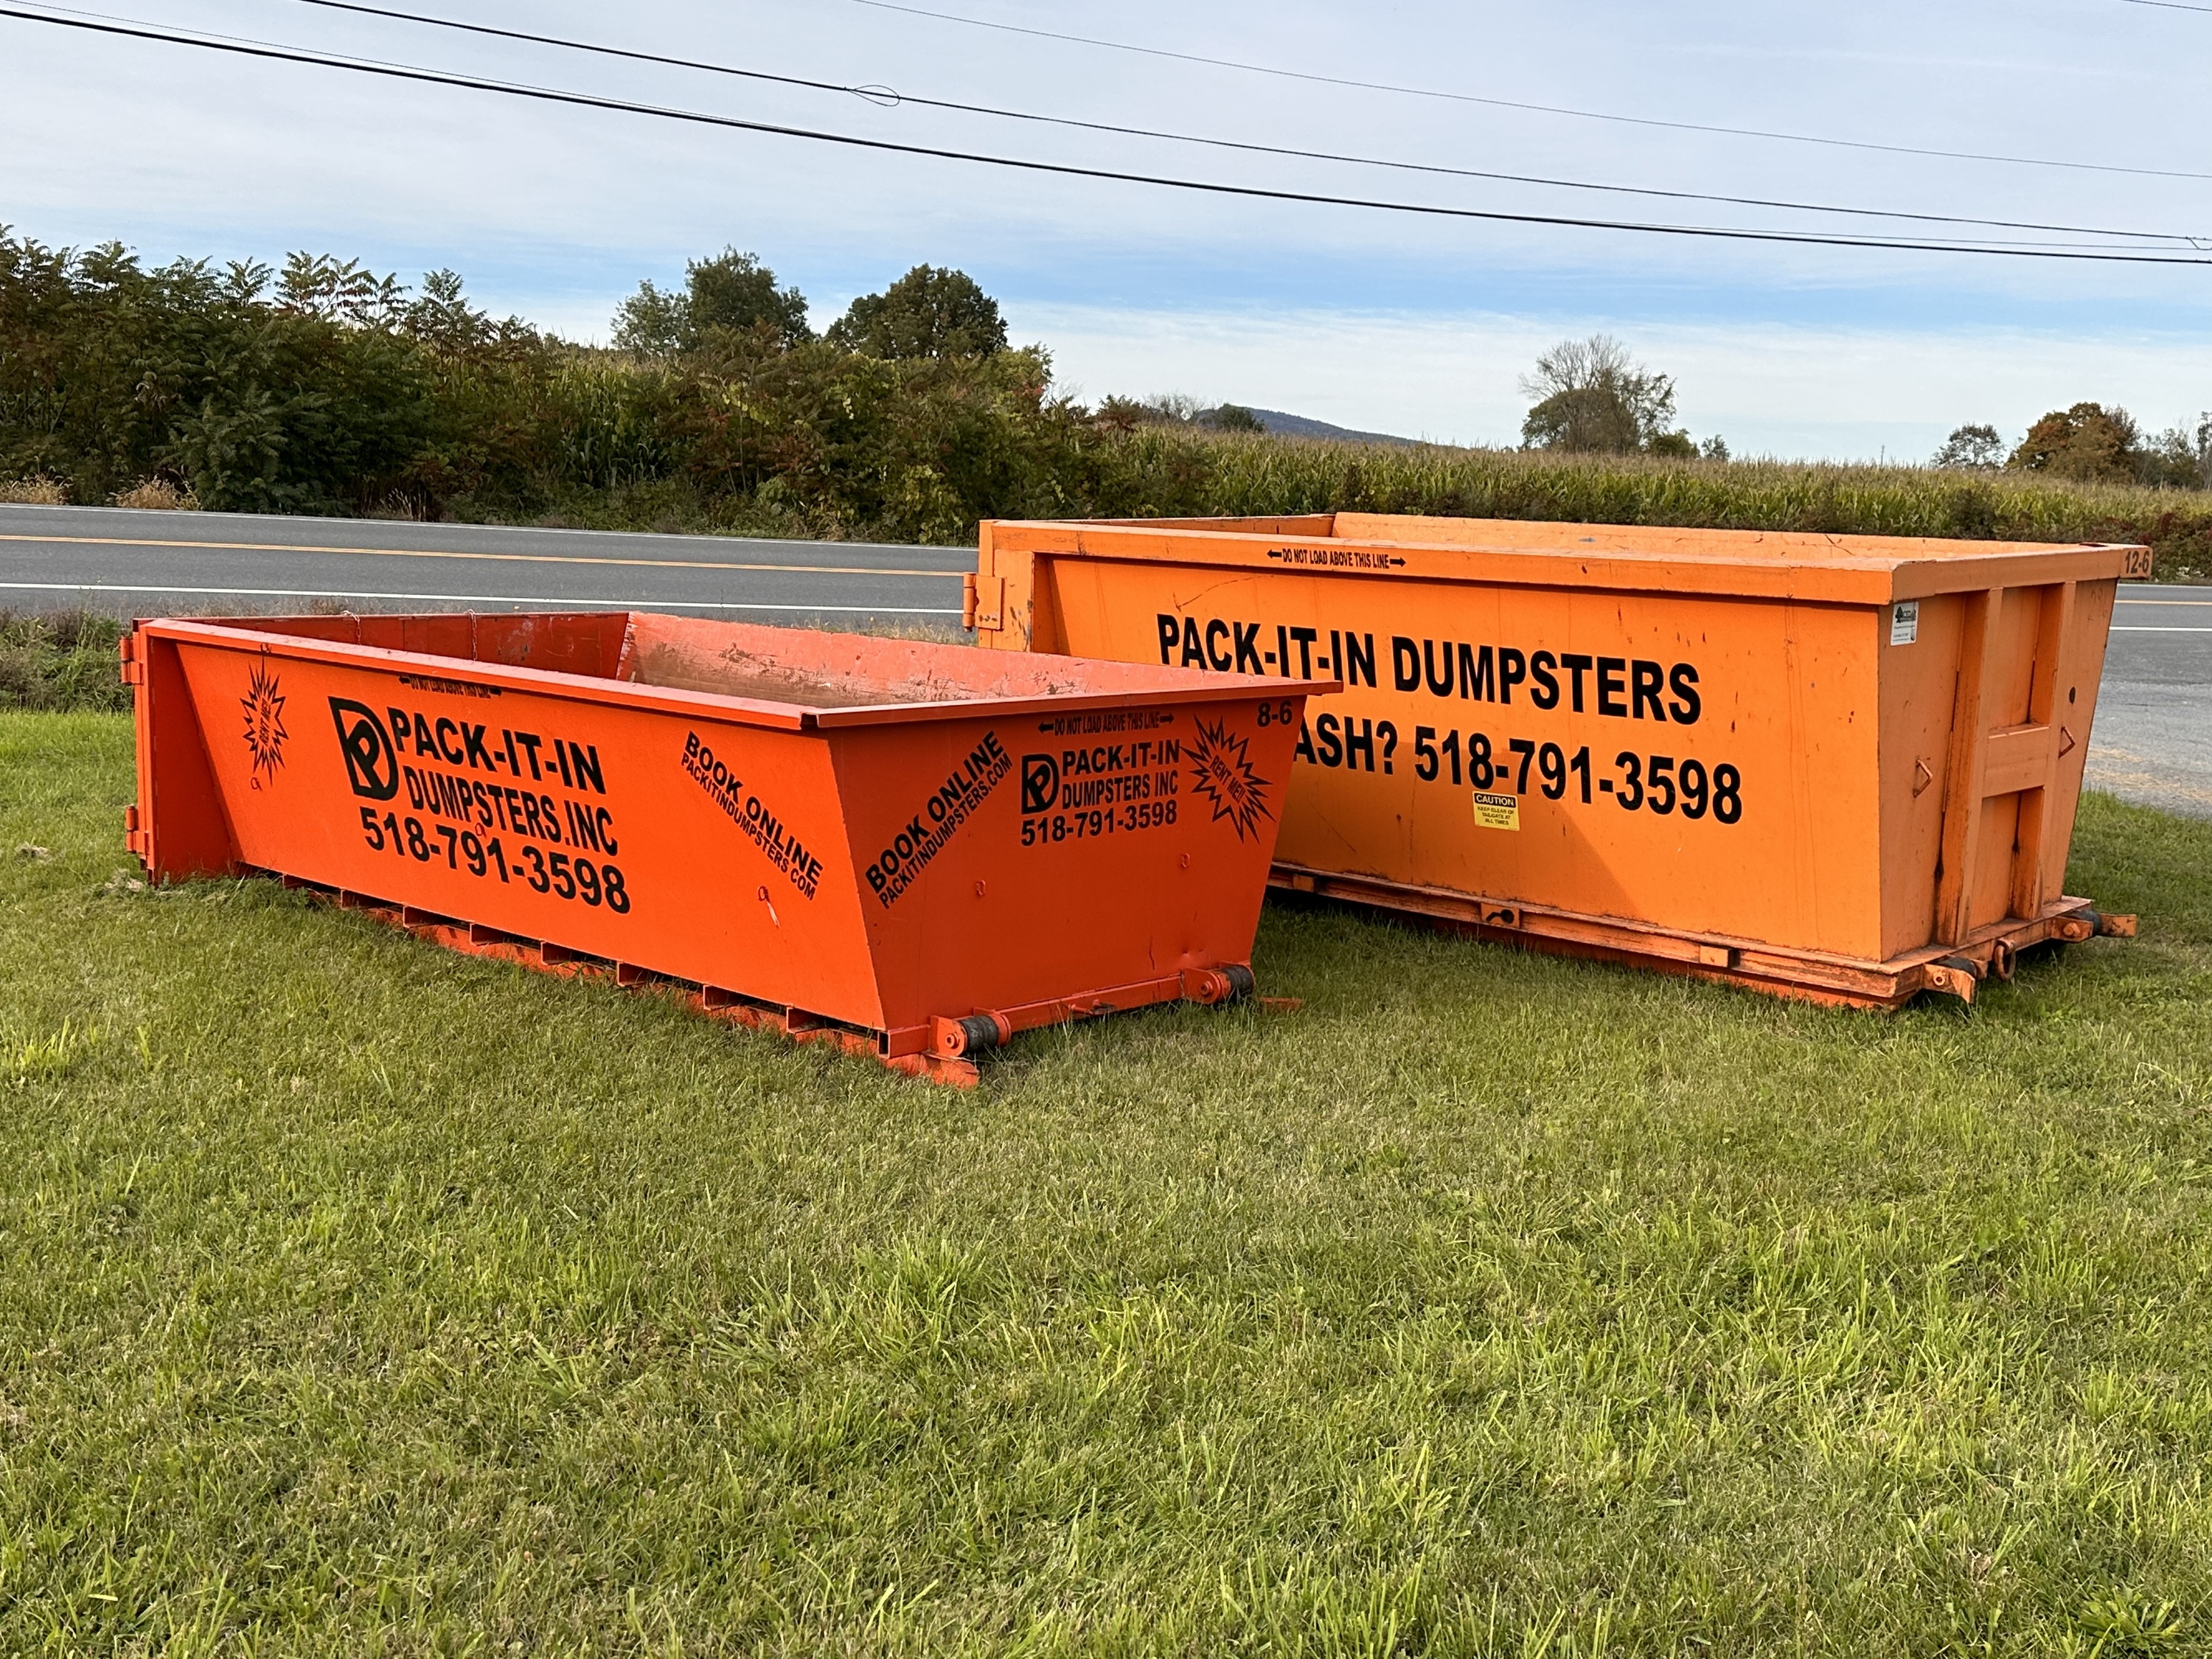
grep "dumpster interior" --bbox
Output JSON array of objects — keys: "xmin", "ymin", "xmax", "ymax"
[{"xmin": 199, "ymin": 611, "xmax": 1181, "ymax": 714}]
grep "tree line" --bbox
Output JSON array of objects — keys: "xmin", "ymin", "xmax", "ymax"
[
  {"xmin": 1517, "ymin": 333, "xmax": 2211, "ymax": 489},
  {"xmin": 4, "ymin": 229, "xmax": 2208, "ymax": 550},
  {"xmin": 0, "ymin": 232, "xmax": 1121, "ymax": 541}
]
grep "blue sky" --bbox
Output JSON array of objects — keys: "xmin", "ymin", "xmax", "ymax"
[{"xmin": 4, "ymin": 0, "xmax": 2210, "ymax": 456}]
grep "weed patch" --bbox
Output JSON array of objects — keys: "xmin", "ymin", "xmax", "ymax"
[{"xmin": 0, "ymin": 610, "xmax": 128, "ymax": 712}]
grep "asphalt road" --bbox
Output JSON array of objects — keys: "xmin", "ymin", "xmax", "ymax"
[
  {"xmin": 2087, "ymin": 584, "xmax": 2212, "ymax": 821},
  {"xmin": 2, "ymin": 502, "xmax": 2202, "ymax": 817},
  {"xmin": 0, "ymin": 501, "xmax": 970, "ymax": 631}
]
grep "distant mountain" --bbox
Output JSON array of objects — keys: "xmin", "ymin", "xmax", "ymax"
[{"xmin": 1239, "ymin": 408, "xmax": 1422, "ymax": 446}]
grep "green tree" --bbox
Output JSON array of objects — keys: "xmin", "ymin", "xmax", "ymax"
[
  {"xmin": 1520, "ymin": 335, "xmax": 1681, "ymax": 453},
  {"xmin": 612, "ymin": 250, "xmax": 810, "ymax": 355},
  {"xmin": 1933, "ymin": 423, "xmax": 2006, "ymax": 470},
  {"xmin": 2007, "ymin": 403, "xmax": 2143, "ymax": 483},
  {"xmin": 2143, "ymin": 416, "xmax": 2212, "ymax": 489},
  {"xmin": 827, "ymin": 265, "xmax": 1008, "ymax": 360}
]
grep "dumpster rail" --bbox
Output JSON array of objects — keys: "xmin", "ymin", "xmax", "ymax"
[{"xmin": 1270, "ymin": 861, "xmax": 2131, "ymax": 1009}]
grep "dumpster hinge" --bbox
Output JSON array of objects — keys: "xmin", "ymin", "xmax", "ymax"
[
  {"xmin": 117, "ymin": 630, "xmax": 144, "ymax": 685},
  {"xmin": 968, "ymin": 573, "xmax": 1004, "ymax": 632},
  {"xmin": 1924, "ymin": 956, "xmax": 1981, "ymax": 1002}
]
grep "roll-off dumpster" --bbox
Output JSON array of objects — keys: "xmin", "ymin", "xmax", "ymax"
[
  {"xmin": 123, "ymin": 611, "xmax": 1332, "ymax": 1082},
  {"xmin": 970, "ymin": 514, "xmax": 2143, "ymax": 1006}
]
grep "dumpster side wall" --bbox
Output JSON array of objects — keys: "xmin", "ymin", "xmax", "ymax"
[
  {"xmin": 161, "ymin": 636, "xmax": 888, "ymax": 1024},
  {"xmin": 1003, "ymin": 546, "xmax": 1890, "ymax": 957},
  {"xmin": 1877, "ymin": 592, "xmax": 1966, "ymax": 960}
]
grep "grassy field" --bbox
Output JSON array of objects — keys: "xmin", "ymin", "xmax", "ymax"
[{"xmin": 3, "ymin": 711, "xmax": 2209, "ymax": 1655}]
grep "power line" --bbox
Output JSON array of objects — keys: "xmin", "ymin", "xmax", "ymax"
[
  {"xmin": 255, "ymin": 0, "xmax": 2199, "ymax": 246},
  {"xmin": 2121, "ymin": 0, "xmax": 2212, "ymax": 11},
  {"xmin": 6, "ymin": 4, "xmax": 2211, "ymax": 265},
  {"xmin": 844, "ymin": 0, "xmax": 2212, "ymax": 185}
]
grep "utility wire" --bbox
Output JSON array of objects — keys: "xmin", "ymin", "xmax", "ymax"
[
  {"xmin": 2121, "ymin": 0, "xmax": 2212, "ymax": 12},
  {"xmin": 7, "ymin": 4, "xmax": 2212, "ymax": 265},
  {"xmin": 844, "ymin": 0, "xmax": 2212, "ymax": 185},
  {"xmin": 262, "ymin": 0, "xmax": 2200, "ymax": 246}
]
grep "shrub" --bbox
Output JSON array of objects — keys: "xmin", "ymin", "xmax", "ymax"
[
  {"xmin": 111, "ymin": 478, "xmax": 198, "ymax": 510},
  {"xmin": 0, "ymin": 610, "xmax": 129, "ymax": 712}
]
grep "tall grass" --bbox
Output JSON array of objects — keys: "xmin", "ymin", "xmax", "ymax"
[
  {"xmin": 1075, "ymin": 429, "xmax": 2212, "ymax": 578},
  {"xmin": 0, "ymin": 611, "xmax": 130, "ymax": 712}
]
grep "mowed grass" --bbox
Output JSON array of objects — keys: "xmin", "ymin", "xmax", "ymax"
[{"xmin": 2, "ymin": 713, "xmax": 2210, "ymax": 1656}]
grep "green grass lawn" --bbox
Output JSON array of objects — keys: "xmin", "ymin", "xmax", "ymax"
[{"xmin": 3, "ymin": 712, "xmax": 2209, "ymax": 1656}]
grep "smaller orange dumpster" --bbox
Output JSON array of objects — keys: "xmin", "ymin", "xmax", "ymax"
[{"xmin": 122, "ymin": 611, "xmax": 1332, "ymax": 1082}]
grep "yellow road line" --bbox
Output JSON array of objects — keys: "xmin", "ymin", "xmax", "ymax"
[
  {"xmin": 0, "ymin": 532, "xmax": 959, "ymax": 579},
  {"xmin": 2118, "ymin": 597, "xmax": 2212, "ymax": 605}
]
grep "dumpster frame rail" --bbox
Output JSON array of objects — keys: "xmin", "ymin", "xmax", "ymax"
[
  {"xmin": 1271, "ymin": 861, "xmax": 2135, "ymax": 1009},
  {"xmin": 273, "ymin": 872, "xmax": 1252, "ymax": 1087}
]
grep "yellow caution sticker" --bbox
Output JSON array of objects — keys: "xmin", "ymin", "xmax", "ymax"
[{"xmin": 1472, "ymin": 790, "xmax": 1521, "ymax": 830}]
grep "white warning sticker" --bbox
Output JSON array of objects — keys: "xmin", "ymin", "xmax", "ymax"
[{"xmin": 1891, "ymin": 600, "xmax": 1920, "ymax": 646}]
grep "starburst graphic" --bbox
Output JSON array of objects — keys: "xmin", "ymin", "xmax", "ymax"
[
  {"xmin": 1188, "ymin": 716, "xmax": 1273, "ymax": 841},
  {"xmin": 240, "ymin": 658, "xmax": 288, "ymax": 786}
]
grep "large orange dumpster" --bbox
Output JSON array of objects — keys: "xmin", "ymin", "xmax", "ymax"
[
  {"xmin": 122, "ymin": 611, "xmax": 1331, "ymax": 1082},
  {"xmin": 970, "ymin": 514, "xmax": 2143, "ymax": 1007}
]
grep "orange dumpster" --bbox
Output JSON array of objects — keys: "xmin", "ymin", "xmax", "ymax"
[
  {"xmin": 970, "ymin": 514, "xmax": 2143, "ymax": 1007},
  {"xmin": 121, "ymin": 611, "xmax": 1331, "ymax": 1082}
]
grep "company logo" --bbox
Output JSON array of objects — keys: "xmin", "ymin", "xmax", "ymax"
[
  {"xmin": 1019, "ymin": 752, "xmax": 1060, "ymax": 815},
  {"xmin": 240, "ymin": 659, "xmax": 288, "ymax": 787},
  {"xmin": 1188, "ymin": 717, "xmax": 1273, "ymax": 841},
  {"xmin": 329, "ymin": 697, "xmax": 400, "ymax": 800}
]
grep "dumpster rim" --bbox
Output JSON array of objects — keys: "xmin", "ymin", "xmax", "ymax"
[
  {"xmin": 982, "ymin": 520, "xmax": 2139, "ymax": 605},
  {"xmin": 136, "ymin": 616, "xmax": 1339, "ymax": 731}
]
